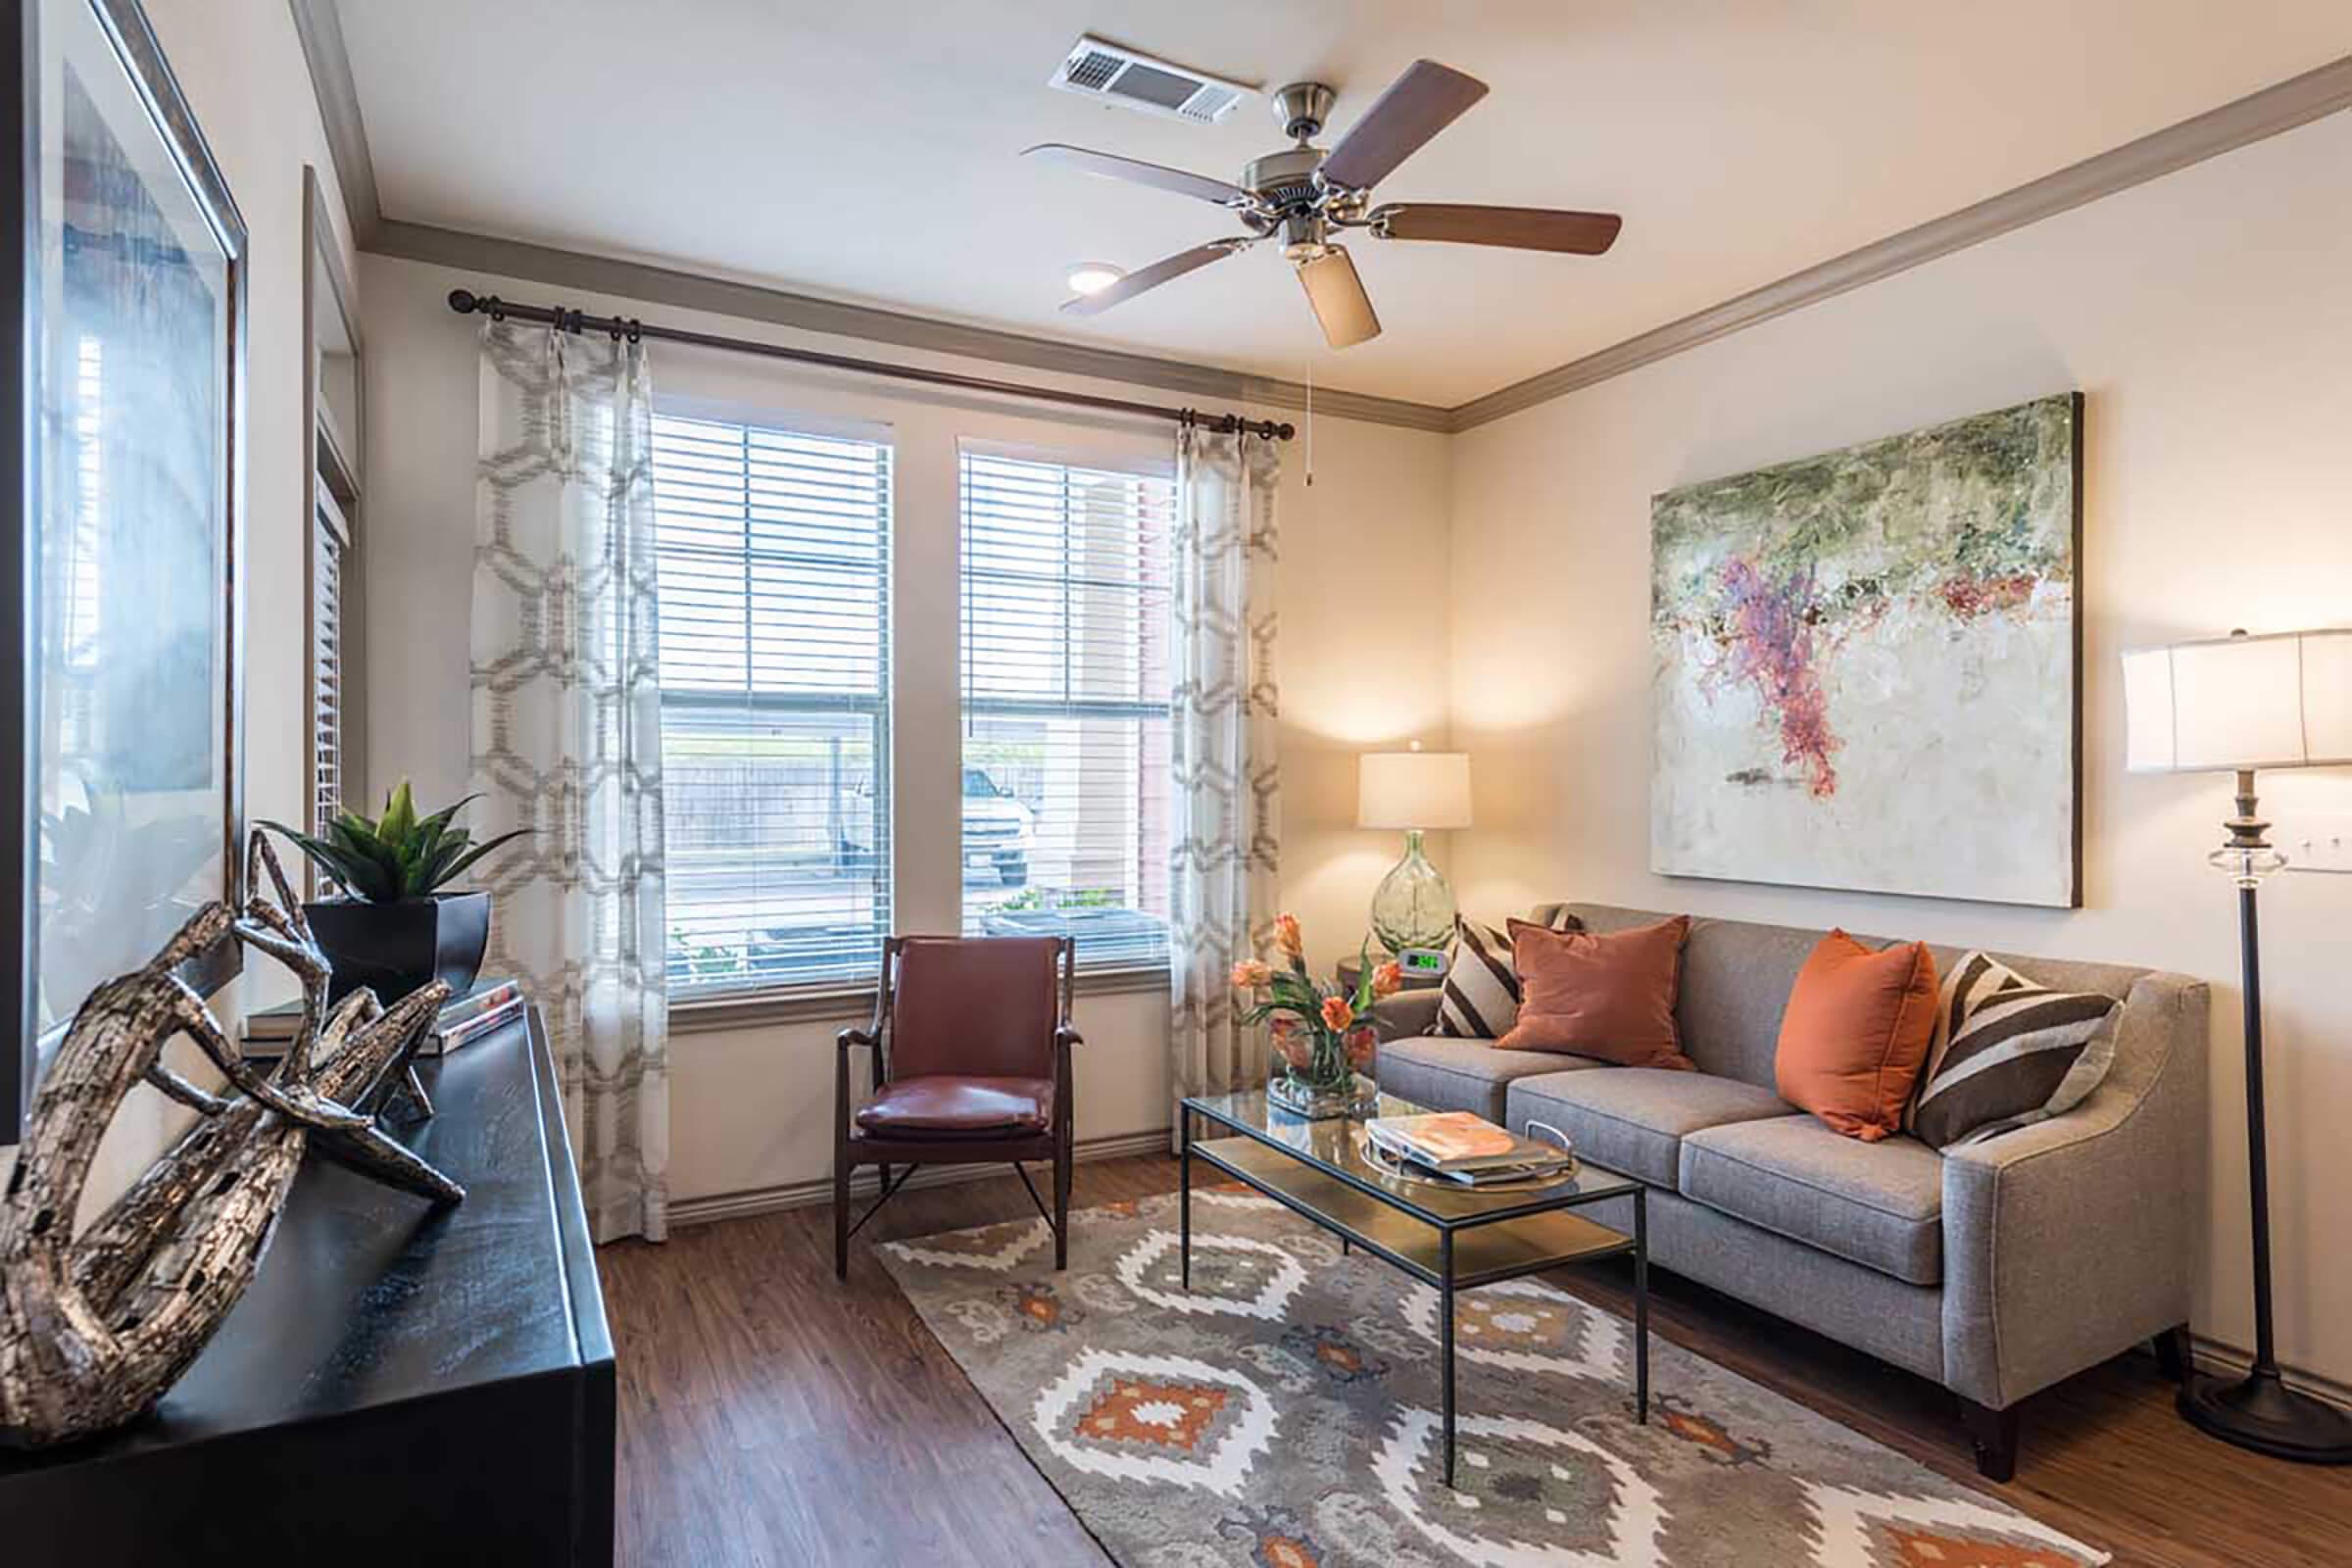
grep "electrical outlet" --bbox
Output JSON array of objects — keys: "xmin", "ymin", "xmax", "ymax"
[{"xmin": 2284, "ymin": 813, "xmax": 2352, "ymax": 874}]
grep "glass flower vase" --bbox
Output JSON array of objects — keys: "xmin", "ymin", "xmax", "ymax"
[{"xmin": 1267, "ymin": 1021, "xmax": 1379, "ymax": 1120}]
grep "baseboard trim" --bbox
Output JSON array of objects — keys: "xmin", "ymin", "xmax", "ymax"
[
  {"xmin": 668, "ymin": 1128, "xmax": 1173, "ymax": 1229},
  {"xmin": 2183, "ymin": 1332, "xmax": 2352, "ymax": 1413}
]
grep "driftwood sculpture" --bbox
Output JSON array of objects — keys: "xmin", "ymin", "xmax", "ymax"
[{"xmin": 0, "ymin": 832, "xmax": 465, "ymax": 1448}]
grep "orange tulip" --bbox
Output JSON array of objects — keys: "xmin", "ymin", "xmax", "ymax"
[
  {"xmin": 1230, "ymin": 958, "xmax": 1273, "ymax": 990},
  {"xmin": 1346, "ymin": 1024, "xmax": 1378, "ymax": 1071},
  {"xmin": 1320, "ymin": 996, "xmax": 1355, "ymax": 1033},
  {"xmin": 1273, "ymin": 914, "xmax": 1304, "ymax": 959},
  {"xmin": 1371, "ymin": 960, "xmax": 1404, "ymax": 998}
]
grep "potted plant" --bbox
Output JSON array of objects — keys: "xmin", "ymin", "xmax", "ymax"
[
  {"xmin": 261, "ymin": 782, "xmax": 527, "ymax": 1004},
  {"xmin": 1231, "ymin": 914, "xmax": 1402, "ymax": 1118}
]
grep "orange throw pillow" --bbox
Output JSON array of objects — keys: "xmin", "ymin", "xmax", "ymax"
[
  {"xmin": 1775, "ymin": 930, "xmax": 1938, "ymax": 1142},
  {"xmin": 1496, "ymin": 915, "xmax": 1694, "ymax": 1070}
]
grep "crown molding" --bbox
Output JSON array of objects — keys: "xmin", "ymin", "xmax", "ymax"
[
  {"xmin": 367, "ymin": 220, "xmax": 1454, "ymax": 431},
  {"xmin": 289, "ymin": 0, "xmax": 1447, "ymax": 430},
  {"xmin": 295, "ymin": 2, "xmax": 2351, "ymax": 438},
  {"xmin": 283, "ymin": 3, "xmax": 1434, "ymax": 434},
  {"xmin": 287, "ymin": 0, "xmax": 381, "ymax": 245},
  {"xmin": 1451, "ymin": 53, "xmax": 2352, "ymax": 431}
]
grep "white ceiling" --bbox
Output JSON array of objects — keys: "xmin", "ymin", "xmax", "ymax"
[{"xmin": 337, "ymin": 1, "xmax": 2352, "ymax": 408}]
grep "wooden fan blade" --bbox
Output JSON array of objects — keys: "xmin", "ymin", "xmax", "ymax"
[
  {"xmin": 1061, "ymin": 240, "xmax": 1251, "ymax": 317},
  {"xmin": 1296, "ymin": 247, "xmax": 1381, "ymax": 350},
  {"xmin": 1371, "ymin": 203, "xmax": 1623, "ymax": 255},
  {"xmin": 1319, "ymin": 61, "xmax": 1489, "ymax": 193},
  {"xmin": 1022, "ymin": 143, "xmax": 1251, "ymax": 208}
]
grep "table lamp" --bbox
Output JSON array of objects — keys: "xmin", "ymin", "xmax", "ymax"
[
  {"xmin": 1357, "ymin": 744, "xmax": 1472, "ymax": 956},
  {"xmin": 2123, "ymin": 625, "xmax": 2352, "ymax": 1463}
]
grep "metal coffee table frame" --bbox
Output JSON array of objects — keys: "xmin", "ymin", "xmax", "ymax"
[{"xmin": 1179, "ymin": 1091, "xmax": 1649, "ymax": 1487}]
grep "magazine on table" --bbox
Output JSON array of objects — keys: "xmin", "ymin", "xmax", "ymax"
[
  {"xmin": 241, "ymin": 977, "xmax": 526, "ymax": 1056},
  {"xmin": 1363, "ymin": 1110, "xmax": 1574, "ymax": 1185}
]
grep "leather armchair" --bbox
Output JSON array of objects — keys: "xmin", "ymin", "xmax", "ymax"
[{"xmin": 833, "ymin": 935, "xmax": 1080, "ymax": 1278}]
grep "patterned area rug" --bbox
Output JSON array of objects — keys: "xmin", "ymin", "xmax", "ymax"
[{"xmin": 879, "ymin": 1189, "xmax": 2109, "ymax": 1568}]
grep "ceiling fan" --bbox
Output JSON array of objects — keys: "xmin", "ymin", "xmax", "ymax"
[{"xmin": 1023, "ymin": 59, "xmax": 1622, "ymax": 350}]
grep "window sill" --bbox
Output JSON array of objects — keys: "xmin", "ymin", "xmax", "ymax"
[{"xmin": 669, "ymin": 962, "xmax": 1171, "ymax": 1036}]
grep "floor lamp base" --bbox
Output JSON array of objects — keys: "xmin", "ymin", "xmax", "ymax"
[{"xmin": 2180, "ymin": 1368, "xmax": 2352, "ymax": 1463}]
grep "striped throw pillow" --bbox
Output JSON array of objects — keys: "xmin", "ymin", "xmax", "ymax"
[
  {"xmin": 1908, "ymin": 952, "xmax": 2122, "ymax": 1149},
  {"xmin": 1435, "ymin": 909, "xmax": 1581, "ymax": 1039}
]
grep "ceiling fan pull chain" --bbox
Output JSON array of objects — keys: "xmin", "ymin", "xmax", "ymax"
[{"xmin": 1304, "ymin": 358, "xmax": 1315, "ymax": 488}]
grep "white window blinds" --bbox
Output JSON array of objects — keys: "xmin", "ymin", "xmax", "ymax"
[
  {"xmin": 312, "ymin": 484, "xmax": 351, "ymax": 836},
  {"xmin": 654, "ymin": 411, "xmax": 893, "ymax": 997},
  {"xmin": 958, "ymin": 448, "xmax": 1175, "ymax": 969}
]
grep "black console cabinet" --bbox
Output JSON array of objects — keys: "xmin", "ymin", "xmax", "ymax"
[{"xmin": 0, "ymin": 1008, "xmax": 615, "ymax": 1565}]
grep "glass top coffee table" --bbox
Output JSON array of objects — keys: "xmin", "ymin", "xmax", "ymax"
[{"xmin": 1178, "ymin": 1089, "xmax": 1650, "ymax": 1487}]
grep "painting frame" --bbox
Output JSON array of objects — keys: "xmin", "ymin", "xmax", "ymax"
[
  {"xmin": 1648, "ymin": 393, "xmax": 2083, "ymax": 910},
  {"xmin": 2, "ymin": 0, "xmax": 247, "ymax": 1143}
]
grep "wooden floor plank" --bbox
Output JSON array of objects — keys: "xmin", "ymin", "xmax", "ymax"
[{"xmin": 597, "ymin": 1154, "xmax": 2349, "ymax": 1567}]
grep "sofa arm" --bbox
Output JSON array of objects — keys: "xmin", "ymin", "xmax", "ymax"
[
  {"xmin": 1939, "ymin": 972, "xmax": 2208, "ymax": 1407},
  {"xmin": 1370, "ymin": 989, "xmax": 1443, "ymax": 1042}
]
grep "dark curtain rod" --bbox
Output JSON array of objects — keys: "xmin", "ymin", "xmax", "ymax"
[{"xmin": 445, "ymin": 289, "xmax": 1295, "ymax": 441}]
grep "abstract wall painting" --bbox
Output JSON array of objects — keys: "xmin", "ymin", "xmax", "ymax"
[{"xmin": 1649, "ymin": 394, "xmax": 2082, "ymax": 907}]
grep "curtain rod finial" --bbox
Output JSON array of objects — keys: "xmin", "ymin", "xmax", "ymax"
[{"xmin": 448, "ymin": 288, "xmax": 478, "ymax": 314}]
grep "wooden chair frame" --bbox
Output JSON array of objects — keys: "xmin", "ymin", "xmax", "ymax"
[{"xmin": 834, "ymin": 936, "xmax": 1080, "ymax": 1279}]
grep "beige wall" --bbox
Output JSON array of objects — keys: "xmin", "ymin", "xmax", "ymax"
[
  {"xmin": 358, "ymin": 250, "xmax": 1451, "ymax": 1202},
  {"xmin": 1448, "ymin": 108, "xmax": 2352, "ymax": 1386},
  {"xmin": 38, "ymin": 1, "xmax": 357, "ymax": 1199}
]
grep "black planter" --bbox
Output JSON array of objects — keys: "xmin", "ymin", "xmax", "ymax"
[{"xmin": 303, "ymin": 892, "xmax": 491, "ymax": 1005}]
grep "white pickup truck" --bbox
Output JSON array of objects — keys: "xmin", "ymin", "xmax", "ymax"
[{"xmin": 839, "ymin": 765, "xmax": 1033, "ymax": 886}]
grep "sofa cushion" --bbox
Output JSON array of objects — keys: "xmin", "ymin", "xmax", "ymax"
[
  {"xmin": 1547, "ymin": 902, "xmax": 2155, "ymax": 1092},
  {"xmin": 1775, "ymin": 930, "xmax": 1939, "ymax": 1143},
  {"xmin": 1498, "ymin": 915, "xmax": 1695, "ymax": 1069},
  {"xmin": 1909, "ymin": 950, "xmax": 2123, "ymax": 1149},
  {"xmin": 1505, "ymin": 1068, "xmax": 1792, "ymax": 1188},
  {"xmin": 1435, "ymin": 908, "xmax": 1579, "ymax": 1038},
  {"xmin": 1376, "ymin": 1037, "xmax": 1605, "ymax": 1122},
  {"xmin": 1680, "ymin": 1114, "xmax": 1945, "ymax": 1285}
]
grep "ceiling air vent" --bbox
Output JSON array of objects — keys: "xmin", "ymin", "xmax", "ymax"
[{"xmin": 1048, "ymin": 35, "xmax": 1254, "ymax": 125}]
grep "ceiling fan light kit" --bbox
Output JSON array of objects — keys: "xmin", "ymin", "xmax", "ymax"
[{"xmin": 1025, "ymin": 59, "xmax": 1623, "ymax": 350}]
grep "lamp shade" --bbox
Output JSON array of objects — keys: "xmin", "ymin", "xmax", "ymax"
[
  {"xmin": 1358, "ymin": 750, "xmax": 1472, "ymax": 830},
  {"xmin": 2123, "ymin": 628, "xmax": 2352, "ymax": 773}
]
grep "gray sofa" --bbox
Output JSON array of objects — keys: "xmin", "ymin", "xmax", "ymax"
[{"xmin": 1372, "ymin": 902, "xmax": 2209, "ymax": 1480}]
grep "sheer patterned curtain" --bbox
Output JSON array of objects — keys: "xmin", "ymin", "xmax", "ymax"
[
  {"xmin": 471, "ymin": 321, "xmax": 669, "ymax": 1243},
  {"xmin": 1168, "ymin": 423, "xmax": 1283, "ymax": 1125}
]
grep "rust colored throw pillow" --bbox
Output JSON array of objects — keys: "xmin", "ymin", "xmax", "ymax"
[
  {"xmin": 1775, "ymin": 930, "xmax": 1939, "ymax": 1142},
  {"xmin": 1495, "ymin": 915, "xmax": 1694, "ymax": 1070}
]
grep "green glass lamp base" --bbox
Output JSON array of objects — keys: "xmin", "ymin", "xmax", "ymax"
[{"xmin": 1370, "ymin": 829, "xmax": 1456, "ymax": 956}]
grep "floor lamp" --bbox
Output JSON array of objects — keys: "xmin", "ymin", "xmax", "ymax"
[{"xmin": 2124, "ymin": 626, "xmax": 2352, "ymax": 1463}]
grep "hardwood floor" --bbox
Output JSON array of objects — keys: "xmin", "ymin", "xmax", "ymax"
[{"xmin": 598, "ymin": 1155, "xmax": 2351, "ymax": 1567}]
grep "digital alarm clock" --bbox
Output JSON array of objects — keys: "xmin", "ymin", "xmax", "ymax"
[{"xmin": 1397, "ymin": 948, "xmax": 1448, "ymax": 978}]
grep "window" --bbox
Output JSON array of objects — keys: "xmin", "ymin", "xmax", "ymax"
[
  {"xmin": 654, "ymin": 411, "xmax": 892, "ymax": 997},
  {"xmin": 304, "ymin": 172, "xmax": 365, "ymax": 871},
  {"xmin": 958, "ymin": 447, "xmax": 1175, "ymax": 969},
  {"xmin": 311, "ymin": 480, "xmax": 353, "ymax": 835}
]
